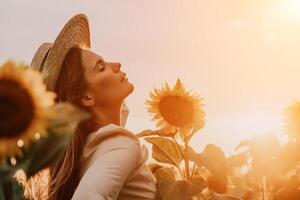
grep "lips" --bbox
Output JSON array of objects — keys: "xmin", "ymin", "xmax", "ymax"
[{"xmin": 121, "ymin": 73, "xmax": 127, "ymax": 81}]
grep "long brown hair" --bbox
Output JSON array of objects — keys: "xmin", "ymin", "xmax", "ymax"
[{"xmin": 47, "ymin": 46, "xmax": 96, "ymax": 200}]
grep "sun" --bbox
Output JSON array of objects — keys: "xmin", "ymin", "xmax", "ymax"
[{"xmin": 277, "ymin": 0, "xmax": 300, "ymax": 21}]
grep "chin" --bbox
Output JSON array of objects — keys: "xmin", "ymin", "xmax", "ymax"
[
  {"xmin": 127, "ymin": 82, "xmax": 134, "ymax": 94},
  {"xmin": 122, "ymin": 82, "xmax": 134, "ymax": 99}
]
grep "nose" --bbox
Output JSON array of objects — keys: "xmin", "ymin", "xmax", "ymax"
[{"xmin": 110, "ymin": 62, "xmax": 121, "ymax": 72}]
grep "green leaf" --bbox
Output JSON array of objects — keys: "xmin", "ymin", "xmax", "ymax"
[
  {"xmin": 210, "ymin": 191, "xmax": 243, "ymax": 200},
  {"xmin": 274, "ymin": 175, "xmax": 300, "ymax": 200},
  {"xmin": 17, "ymin": 103, "xmax": 88, "ymax": 178},
  {"xmin": 145, "ymin": 137, "xmax": 183, "ymax": 167},
  {"xmin": 49, "ymin": 103, "xmax": 90, "ymax": 134},
  {"xmin": 0, "ymin": 164, "xmax": 10, "ymax": 178},
  {"xmin": 137, "ymin": 127, "xmax": 178, "ymax": 138},
  {"xmin": 235, "ymin": 139, "xmax": 251, "ymax": 151},
  {"xmin": 148, "ymin": 163, "xmax": 164, "ymax": 175},
  {"xmin": 273, "ymin": 140, "xmax": 300, "ymax": 174},
  {"xmin": 242, "ymin": 134, "xmax": 280, "ymax": 177},
  {"xmin": 21, "ymin": 131, "xmax": 71, "ymax": 178},
  {"xmin": 156, "ymin": 167, "xmax": 188, "ymax": 200},
  {"xmin": 186, "ymin": 145, "xmax": 198, "ymax": 162},
  {"xmin": 0, "ymin": 176, "xmax": 24, "ymax": 200},
  {"xmin": 227, "ymin": 152, "xmax": 249, "ymax": 169},
  {"xmin": 10, "ymin": 180, "xmax": 24, "ymax": 200},
  {"xmin": 207, "ymin": 175, "xmax": 227, "ymax": 194},
  {"xmin": 51, "ymin": 103, "xmax": 90, "ymax": 125},
  {"xmin": 195, "ymin": 144, "xmax": 227, "ymax": 184},
  {"xmin": 0, "ymin": 179, "xmax": 6, "ymax": 200},
  {"xmin": 155, "ymin": 167, "xmax": 206, "ymax": 199},
  {"xmin": 188, "ymin": 176, "xmax": 207, "ymax": 197}
]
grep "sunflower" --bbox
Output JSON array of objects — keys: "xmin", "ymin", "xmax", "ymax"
[
  {"xmin": 0, "ymin": 61, "xmax": 56, "ymax": 159},
  {"xmin": 145, "ymin": 78, "xmax": 205, "ymax": 140},
  {"xmin": 284, "ymin": 101, "xmax": 300, "ymax": 137}
]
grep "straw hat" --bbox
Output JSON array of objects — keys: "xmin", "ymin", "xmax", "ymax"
[
  {"xmin": 30, "ymin": 43, "xmax": 53, "ymax": 72},
  {"xmin": 30, "ymin": 14, "xmax": 91, "ymax": 91},
  {"xmin": 30, "ymin": 14, "xmax": 130, "ymax": 127}
]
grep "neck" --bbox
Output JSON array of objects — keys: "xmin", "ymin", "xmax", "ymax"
[{"xmin": 91, "ymin": 102, "xmax": 122, "ymax": 128}]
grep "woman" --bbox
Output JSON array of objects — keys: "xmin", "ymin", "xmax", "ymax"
[{"xmin": 30, "ymin": 14, "xmax": 156, "ymax": 200}]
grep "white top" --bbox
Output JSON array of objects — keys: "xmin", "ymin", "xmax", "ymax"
[{"xmin": 71, "ymin": 102, "xmax": 157, "ymax": 200}]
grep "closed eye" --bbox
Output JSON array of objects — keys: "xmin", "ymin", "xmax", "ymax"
[
  {"xmin": 98, "ymin": 65, "xmax": 105, "ymax": 72},
  {"xmin": 94, "ymin": 59, "xmax": 105, "ymax": 72}
]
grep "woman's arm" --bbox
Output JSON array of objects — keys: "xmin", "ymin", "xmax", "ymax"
[{"xmin": 71, "ymin": 135, "xmax": 141, "ymax": 200}]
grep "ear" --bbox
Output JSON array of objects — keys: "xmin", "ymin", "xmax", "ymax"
[{"xmin": 81, "ymin": 92, "xmax": 95, "ymax": 106}]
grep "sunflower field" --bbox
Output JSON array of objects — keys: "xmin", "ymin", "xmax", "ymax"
[
  {"xmin": 138, "ymin": 79, "xmax": 300, "ymax": 200},
  {"xmin": 1, "ymin": 61, "xmax": 300, "ymax": 200}
]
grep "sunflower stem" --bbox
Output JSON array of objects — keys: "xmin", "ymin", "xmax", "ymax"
[
  {"xmin": 261, "ymin": 176, "xmax": 268, "ymax": 200},
  {"xmin": 172, "ymin": 136, "xmax": 184, "ymax": 158},
  {"xmin": 172, "ymin": 136, "xmax": 185, "ymax": 179},
  {"xmin": 190, "ymin": 162, "xmax": 196, "ymax": 179},
  {"xmin": 184, "ymin": 139, "xmax": 191, "ymax": 182}
]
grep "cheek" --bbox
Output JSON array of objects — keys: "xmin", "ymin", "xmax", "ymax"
[{"xmin": 90, "ymin": 73, "xmax": 123, "ymax": 101}]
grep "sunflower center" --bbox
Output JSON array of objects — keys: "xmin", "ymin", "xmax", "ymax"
[
  {"xmin": 0, "ymin": 79, "xmax": 35, "ymax": 139},
  {"xmin": 159, "ymin": 96, "xmax": 194, "ymax": 127}
]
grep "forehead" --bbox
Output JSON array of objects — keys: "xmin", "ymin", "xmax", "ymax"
[{"xmin": 80, "ymin": 49, "xmax": 103, "ymax": 68}]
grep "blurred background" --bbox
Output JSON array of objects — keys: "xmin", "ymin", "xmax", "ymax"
[{"xmin": 1, "ymin": 0, "xmax": 300, "ymax": 155}]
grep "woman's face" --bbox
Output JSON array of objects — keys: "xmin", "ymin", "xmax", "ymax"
[{"xmin": 80, "ymin": 48, "xmax": 134, "ymax": 106}]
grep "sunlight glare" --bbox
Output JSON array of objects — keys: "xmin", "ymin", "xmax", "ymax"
[{"xmin": 277, "ymin": 0, "xmax": 300, "ymax": 21}]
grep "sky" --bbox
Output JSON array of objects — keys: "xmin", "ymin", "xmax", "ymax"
[{"xmin": 1, "ymin": 0, "xmax": 300, "ymax": 155}]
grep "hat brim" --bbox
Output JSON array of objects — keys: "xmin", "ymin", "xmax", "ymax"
[
  {"xmin": 42, "ymin": 14, "xmax": 91, "ymax": 91},
  {"xmin": 30, "ymin": 43, "xmax": 53, "ymax": 72}
]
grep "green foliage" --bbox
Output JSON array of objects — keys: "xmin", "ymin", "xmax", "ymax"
[
  {"xmin": 141, "ymin": 129, "xmax": 242, "ymax": 200},
  {"xmin": 155, "ymin": 167, "xmax": 206, "ymax": 200},
  {"xmin": 227, "ymin": 134, "xmax": 300, "ymax": 200},
  {"xmin": 141, "ymin": 99, "xmax": 300, "ymax": 199},
  {"xmin": 19, "ymin": 130, "xmax": 71, "ymax": 178},
  {"xmin": 145, "ymin": 137, "xmax": 183, "ymax": 167},
  {"xmin": 196, "ymin": 144, "xmax": 228, "ymax": 184},
  {"xmin": 0, "ymin": 103, "xmax": 89, "ymax": 200},
  {"xmin": 274, "ymin": 175, "xmax": 300, "ymax": 200}
]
